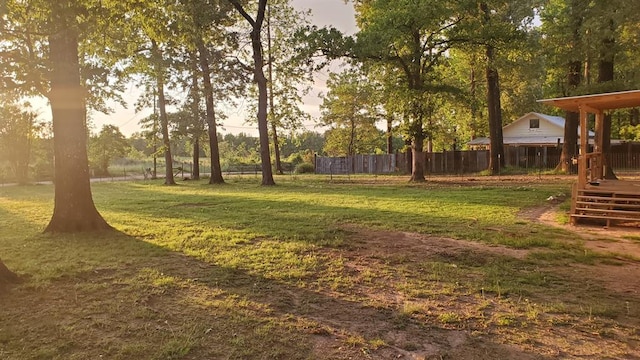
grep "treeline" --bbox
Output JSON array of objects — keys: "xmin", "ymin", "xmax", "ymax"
[{"xmin": 0, "ymin": 119, "xmax": 390, "ymax": 183}]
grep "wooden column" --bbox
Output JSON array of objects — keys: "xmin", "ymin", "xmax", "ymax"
[
  {"xmin": 578, "ymin": 107, "xmax": 588, "ymax": 188},
  {"xmin": 594, "ymin": 109, "xmax": 604, "ymax": 180}
]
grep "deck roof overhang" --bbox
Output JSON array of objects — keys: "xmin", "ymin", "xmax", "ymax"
[{"xmin": 538, "ymin": 90, "xmax": 640, "ymax": 112}]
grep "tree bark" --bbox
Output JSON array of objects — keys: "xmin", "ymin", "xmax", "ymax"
[
  {"xmin": 410, "ymin": 132, "xmax": 426, "ymax": 182},
  {"xmin": 402, "ymin": 138, "xmax": 411, "ymax": 175},
  {"xmin": 228, "ymin": 0, "xmax": 275, "ymax": 186},
  {"xmin": 557, "ymin": 60, "xmax": 581, "ymax": 173},
  {"xmin": 0, "ymin": 259, "xmax": 20, "ymax": 288},
  {"xmin": 267, "ymin": 6, "xmax": 284, "ymax": 175},
  {"xmin": 482, "ymin": 3, "xmax": 504, "ymax": 175},
  {"xmin": 386, "ymin": 116, "xmax": 393, "ymax": 154},
  {"xmin": 151, "ymin": 40, "xmax": 176, "ymax": 186},
  {"xmin": 45, "ymin": 2, "xmax": 111, "ymax": 233},
  {"xmin": 409, "ymin": 111, "xmax": 426, "ymax": 181},
  {"xmin": 598, "ymin": 25, "xmax": 617, "ymax": 180},
  {"xmin": 192, "ymin": 138, "xmax": 200, "ymax": 180},
  {"xmin": 251, "ymin": 8, "xmax": 276, "ymax": 185},
  {"xmin": 195, "ymin": 39, "xmax": 225, "ymax": 184},
  {"xmin": 486, "ymin": 48, "xmax": 504, "ymax": 174},
  {"xmin": 190, "ymin": 55, "xmax": 201, "ymax": 181}
]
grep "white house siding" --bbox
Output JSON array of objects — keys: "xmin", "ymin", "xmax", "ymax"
[{"xmin": 502, "ymin": 113, "xmax": 564, "ymax": 139}]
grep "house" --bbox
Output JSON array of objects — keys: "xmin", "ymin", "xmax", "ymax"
[
  {"xmin": 467, "ymin": 112, "xmax": 594, "ymax": 149},
  {"xmin": 467, "ymin": 112, "xmax": 600, "ymax": 168}
]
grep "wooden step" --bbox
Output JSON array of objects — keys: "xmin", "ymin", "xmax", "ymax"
[{"xmin": 575, "ymin": 202, "xmax": 640, "ymax": 210}]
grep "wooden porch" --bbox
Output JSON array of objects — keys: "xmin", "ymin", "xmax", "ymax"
[{"xmin": 540, "ymin": 90, "xmax": 640, "ymax": 227}]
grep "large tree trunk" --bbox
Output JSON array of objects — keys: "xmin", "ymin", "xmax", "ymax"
[
  {"xmin": 410, "ymin": 124, "xmax": 426, "ymax": 182},
  {"xmin": 486, "ymin": 51, "xmax": 504, "ymax": 174},
  {"xmin": 0, "ymin": 259, "xmax": 20, "ymax": 289},
  {"xmin": 557, "ymin": 60, "xmax": 581, "ymax": 173},
  {"xmin": 196, "ymin": 39, "xmax": 224, "ymax": 184},
  {"xmin": 251, "ymin": 14, "xmax": 276, "ymax": 185},
  {"xmin": 482, "ymin": 3, "xmax": 504, "ymax": 175},
  {"xmin": 404, "ymin": 138, "xmax": 412, "ymax": 175},
  {"xmin": 228, "ymin": 0, "xmax": 275, "ymax": 185},
  {"xmin": 45, "ymin": 2, "xmax": 111, "ymax": 233},
  {"xmin": 598, "ymin": 24, "xmax": 617, "ymax": 180}
]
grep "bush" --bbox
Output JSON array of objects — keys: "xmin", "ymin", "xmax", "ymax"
[{"xmin": 294, "ymin": 162, "xmax": 315, "ymax": 174}]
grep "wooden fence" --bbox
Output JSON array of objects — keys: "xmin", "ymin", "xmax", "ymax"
[
  {"xmin": 315, "ymin": 148, "xmax": 640, "ymax": 175},
  {"xmin": 314, "ymin": 154, "xmax": 397, "ymax": 174}
]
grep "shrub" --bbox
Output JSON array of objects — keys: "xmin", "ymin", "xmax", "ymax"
[{"xmin": 294, "ymin": 162, "xmax": 315, "ymax": 174}]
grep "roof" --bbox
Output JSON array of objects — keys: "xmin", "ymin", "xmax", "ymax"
[
  {"xmin": 502, "ymin": 112, "xmax": 565, "ymax": 131},
  {"xmin": 468, "ymin": 136, "xmax": 564, "ymax": 146},
  {"xmin": 538, "ymin": 90, "xmax": 640, "ymax": 112},
  {"xmin": 468, "ymin": 136, "xmax": 624, "ymax": 146}
]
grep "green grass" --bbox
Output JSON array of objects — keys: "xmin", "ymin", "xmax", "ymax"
[{"xmin": 0, "ymin": 175, "xmax": 638, "ymax": 359}]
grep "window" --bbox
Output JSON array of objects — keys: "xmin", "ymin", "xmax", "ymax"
[{"xmin": 529, "ymin": 118, "xmax": 540, "ymax": 129}]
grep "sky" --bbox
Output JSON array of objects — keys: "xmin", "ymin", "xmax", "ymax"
[{"xmin": 78, "ymin": 0, "xmax": 358, "ymax": 137}]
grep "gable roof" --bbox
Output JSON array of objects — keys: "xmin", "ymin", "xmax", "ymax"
[{"xmin": 502, "ymin": 112, "xmax": 566, "ymax": 132}]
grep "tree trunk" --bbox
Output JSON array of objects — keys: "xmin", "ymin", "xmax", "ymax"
[
  {"xmin": 410, "ymin": 133, "xmax": 426, "ymax": 182},
  {"xmin": 556, "ymin": 60, "xmax": 581, "ymax": 173},
  {"xmin": 195, "ymin": 39, "xmax": 224, "ymax": 184},
  {"xmin": 386, "ymin": 117, "xmax": 393, "ymax": 154},
  {"xmin": 482, "ymin": 3, "xmax": 504, "ymax": 175},
  {"xmin": 192, "ymin": 138, "xmax": 200, "ymax": 180},
  {"xmin": 0, "ymin": 259, "xmax": 20, "ymax": 289},
  {"xmin": 486, "ymin": 50, "xmax": 504, "ymax": 174},
  {"xmin": 228, "ymin": 0, "xmax": 275, "ymax": 185},
  {"xmin": 252, "ymin": 17, "xmax": 276, "ymax": 185},
  {"xmin": 151, "ymin": 40, "xmax": 175, "ymax": 186},
  {"xmin": 45, "ymin": 2, "xmax": 111, "ymax": 233},
  {"xmin": 404, "ymin": 138, "xmax": 412, "ymax": 175},
  {"xmin": 271, "ymin": 121, "xmax": 283, "ymax": 174},
  {"xmin": 267, "ymin": 6, "xmax": 283, "ymax": 175},
  {"xmin": 598, "ymin": 24, "xmax": 617, "ymax": 180},
  {"xmin": 190, "ymin": 54, "xmax": 201, "ymax": 181},
  {"xmin": 157, "ymin": 76, "xmax": 175, "ymax": 185}
]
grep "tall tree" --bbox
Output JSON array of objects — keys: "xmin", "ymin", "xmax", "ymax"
[
  {"xmin": 353, "ymin": 0, "xmax": 466, "ymax": 181},
  {"xmin": 542, "ymin": 0, "xmax": 587, "ymax": 174},
  {"xmin": 88, "ymin": 124, "xmax": 130, "ymax": 176},
  {"xmin": 264, "ymin": 0, "xmax": 312, "ymax": 174},
  {"xmin": 472, "ymin": 1, "xmax": 540, "ymax": 173},
  {"xmin": 227, "ymin": 0, "xmax": 275, "ymax": 185},
  {"xmin": 1, "ymin": 0, "xmax": 118, "ymax": 231},
  {"xmin": 0, "ymin": 102, "xmax": 40, "ymax": 184},
  {"xmin": 319, "ymin": 70, "xmax": 383, "ymax": 156},
  {"xmin": 46, "ymin": 1, "xmax": 112, "ymax": 231}
]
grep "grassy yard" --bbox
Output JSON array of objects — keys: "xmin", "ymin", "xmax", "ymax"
[{"xmin": 0, "ymin": 175, "xmax": 639, "ymax": 359}]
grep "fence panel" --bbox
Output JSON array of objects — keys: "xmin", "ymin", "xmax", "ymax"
[
  {"xmin": 315, "ymin": 154, "xmax": 396, "ymax": 174},
  {"xmin": 315, "ymin": 148, "xmax": 638, "ymax": 175}
]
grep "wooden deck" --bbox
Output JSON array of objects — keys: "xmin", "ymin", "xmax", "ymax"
[{"xmin": 571, "ymin": 180, "xmax": 640, "ymax": 227}]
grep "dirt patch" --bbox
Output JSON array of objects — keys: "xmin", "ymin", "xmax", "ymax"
[
  {"xmin": 341, "ymin": 224, "xmax": 531, "ymax": 261},
  {"xmin": 521, "ymin": 203, "xmax": 640, "ymax": 257},
  {"xmin": 313, "ymin": 225, "xmax": 640, "ymax": 359}
]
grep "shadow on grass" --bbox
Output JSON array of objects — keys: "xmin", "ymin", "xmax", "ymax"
[
  {"xmin": 107, "ymin": 181, "xmax": 578, "ymax": 250},
  {"xmin": 0, "ymin": 223, "xmax": 553, "ymax": 360}
]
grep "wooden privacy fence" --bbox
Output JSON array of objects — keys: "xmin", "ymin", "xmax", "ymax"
[
  {"xmin": 316, "ymin": 149, "xmax": 640, "ymax": 175},
  {"xmin": 315, "ymin": 154, "xmax": 397, "ymax": 174}
]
